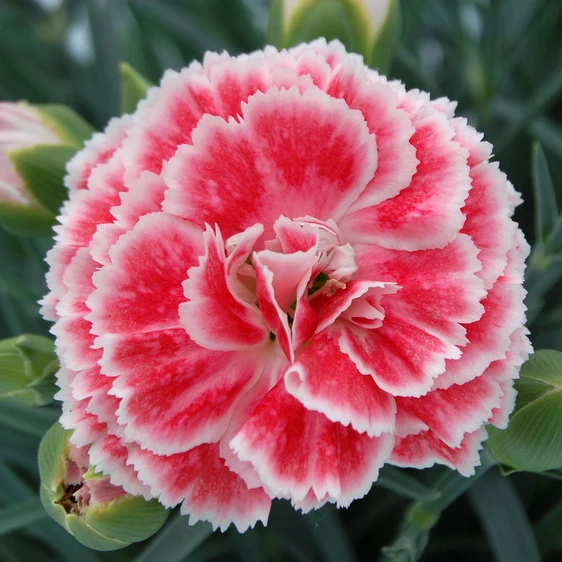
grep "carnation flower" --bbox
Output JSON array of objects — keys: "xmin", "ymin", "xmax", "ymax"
[
  {"xmin": 0, "ymin": 102, "xmax": 61, "ymax": 205},
  {"xmin": 42, "ymin": 39, "xmax": 531, "ymax": 532}
]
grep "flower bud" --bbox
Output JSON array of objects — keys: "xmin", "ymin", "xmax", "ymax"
[
  {"xmin": 0, "ymin": 334, "xmax": 58, "ymax": 406},
  {"xmin": 268, "ymin": 0, "xmax": 401, "ymax": 71},
  {"xmin": 0, "ymin": 102, "xmax": 93, "ymax": 236},
  {"xmin": 39, "ymin": 423, "xmax": 169, "ymax": 551}
]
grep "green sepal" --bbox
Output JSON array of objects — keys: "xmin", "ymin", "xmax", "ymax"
[
  {"xmin": 35, "ymin": 104, "xmax": 95, "ymax": 148},
  {"xmin": 120, "ymin": 62, "xmax": 153, "ymax": 115},
  {"xmin": 39, "ymin": 422, "xmax": 72, "ymax": 498},
  {"xmin": 39, "ymin": 423, "xmax": 169, "ymax": 551},
  {"xmin": 9, "ymin": 144, "xmax": 76, "ymax": 215},
  {"xmin": 284, "ymin": 0, "xmax": 368, "ymax": 58},
  {"xmin": 369, "ymin": 0, "xmax": 401, "ymax": 72},
  {"xmin": 0, "ymin": 334, "xmax": 58, "ymax": 406},
  {"xmin": 84, "ymin": 496, "xmax": 169, "ymax": 545},
  {"xmin": 267, "ymin": 0, "xmax": 401, "ymax": 70},
  {"xmin": 0, "ymin": 200, "xmax": 56, "ymax": 237},
  {"xmin": 267, "ymin": 0, "xmax": 285, "ymax": 47},
  {"xmin": 488, "ymin": 350, "xmax": 562, "ymax": 472}
]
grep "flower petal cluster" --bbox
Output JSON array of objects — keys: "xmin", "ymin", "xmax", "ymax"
[{"xmin": 43, "ymin": 39, "xmax": 531, "ymax": 531}]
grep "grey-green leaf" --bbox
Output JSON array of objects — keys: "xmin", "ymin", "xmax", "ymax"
[
  {"xmin": 0, "ymin": 334, "xmax": 58, "ymax": 406},
  {"xmin": 531, "ymin": 143, "xmax": 558, "ymax": 245},
  {"xmin": 120, "ymin": 62, "xmax": 153, "ymax": 115},
  {"xmin": 468, "ymin": 469, "xmax": 540, "ymax": 562},
  {"xmin": 134, "ymin": 515, "xmax": 213, "ymax": 562}
]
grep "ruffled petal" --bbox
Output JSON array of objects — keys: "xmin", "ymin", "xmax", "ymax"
[
  {"xmin": 87, "ymin": 212, "xmax": 203, "ymax": 336},
  {"xmin": 341, "ymin": 106, "xmax": 471, "ymax": 250},
  {"xmin": 433, "ymin": 234, "xmax": 529, "ymax": 390},
  {"xmin": 390, "ymin": 427, "xmax": 487, "ymax": 477},
  {"xmin": 129, "ymin": 443, "xmax": 271, "ymax": 532},
  {"xmin": 326, "ymin": 59, "xmax": 417, "ymax": 209},
  {"xmin": 87, "ymin": 434, "xmax": 152, "ymax": 499},
  {"xmin": 340, "ymin": 315, "xmax": 462, "ymax": 398},
  {"xmin": 230, "ymin": 383, "xmax": 394, "ymax": 507},
  {"xmin": 164, "ymin": 86, "xmax": 377, "ymax": 240},
  {"xmin": 180, "ymin": 225, "xmax": 269, "ymax": 351},
  {"xmin": 99, "ymin": 328, "xmax": 269, "ymax": 455},
  {"xmin": 285, "ymin": 328, "xmax": 396, "ymax": 436},
  {"xmin": 354, "ymin": 234, "xmax": 486, "ymax": 347}
]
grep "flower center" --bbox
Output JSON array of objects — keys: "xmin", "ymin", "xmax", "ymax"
[{"xmin": 180, "ymin": 215, "xmax": 399, "ymax": 364}]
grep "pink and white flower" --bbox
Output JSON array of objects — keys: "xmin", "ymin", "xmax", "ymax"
[
  {"xmin": 0, "ymin": 102, "xmax": 61, "ymax": 205},
  {"xmin": 43, "ymin": 39, "xmax": 531, "ymax": 531}
]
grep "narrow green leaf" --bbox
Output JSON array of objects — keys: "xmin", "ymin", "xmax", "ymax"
[
  {"xmin": 0, "ymin": 201, "xmax": 55, "ymax": 238},
  {"xmin": 120, "ymin": 62, "xmax": 153, "ymax": 115},
  {"xmin": 134, "ymin": 514, "xmax": 213, "ymax": 562},
  {"xmin": 0, "ymin": 497, "xmax": 46, "ymax": 535},
  {"xmin": 382, "ymin": 451, "xmax": 496, "ymax": 561},
  {"xmin": 496, "ymin": 62, "xmax": 562, "ymax": 152},
  {"xmin": 232, "ymin": 531, "xmax": 266, "ymax": 562},
  {"xmin": 129, "ymin": 0, "xmax": 234, "ymax": 55},
  {"xmin": 468, "ymin": 469, "xmax": 540, "ymax": 562},
  {"xmin": 531, "ymin": 143, "xmax": 558, "ymax": 244},
  {"xmin": 9, "ymin": 144, "xmax": 76, "ymax": 215},
  {"xmin": 493, "ymin": 98, "xmax": 562, "ymax": 161},
  {"xmin": 268, "ymin": 500, "xmax": 318, "ymax": 562},
  {"xmin": 535, "ymin": 498, "xmax": 562, "ymax": 556},
  {"xmin": 0, "ymin": 402, "xmax": 59, "ymax": 438},
  {"xmin": 306, "ymin": 507, "xmax": 359, "ymax": 562},
  {"xmin": 377, "ymin": 466, "xmax": 441, "ymax": 502}
]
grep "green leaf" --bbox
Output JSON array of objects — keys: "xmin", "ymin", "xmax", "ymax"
[
  {"xmin": 382, "ymin": 451, "xmax": 496, "ymax": 562},
  {"xmin": 488, "ymin": 350, "xmax": 562, "ymax": 472},
  {"xmin": 120, "ymin": 62, "xmax": 153, "ymax": 115},
  {"xmin": 531, "ymin": 143, "xmax": 558, "ymax": 245},
  {"xmin": 535, "ymin": 497, "xmax": 562, "ymax": 556},
  {"xmin": 0, "ymin": 201, "xmax": 56, "ymax": 237},
  {"xmin": 306, "ymin": 507, "xmax": 359, "ymax": 562},
  {"xmin": 377, "ymin": 466, "xmax": 441, "ymax": 502},
  {"xmin": 467, "ymin": 469, "xmax": 540, "ymax": 562},
  {"xmin": 0, "ymin": 334, "xmax": 58, "ymax": 406},
  {"xmin": 0, "ymin": 402, "xmax": 59, "ymax": 438},
  {"xmin": 496, "ymin": 60, "xmax": 562, "ymax": 152},
  {"xmin": 0, "ymin": 497, "xmax": 46, "ymax": 536},
  {"xmin": 35, "ymin": 104, "xmax": 96, "ymax": 148},
  {"xmin": 9, "ymin": 144, "xmax": 76, "ymax": 216},
  {"xmin": 134, "ymin": 514, "xmax": 213, "ymax": 562}
]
